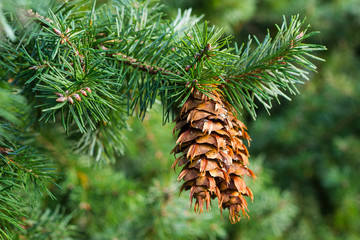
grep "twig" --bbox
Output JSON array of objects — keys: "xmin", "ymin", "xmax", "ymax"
[{"xmin": 98, "ymin": 45, "xmax": 178, "ymax": 76}]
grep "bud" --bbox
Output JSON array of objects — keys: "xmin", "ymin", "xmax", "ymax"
[
  {"xmin": 291, "ymin": 32, "xmax": 304, "ymax": 49},
  {"xmin": 68, "ymin": 96, "xmax": 74, "ymax": 104},
  {"xmin": 65, "ymin": 90, "xmax": 69, "ymax": 95},
  {"xmin": 80, "ymin": 89, "xmax": 87, "ymax": 96},
  {"xmin": 295, "ymin": 31, "xmax": 304, "ymax": 40},
  {"xmin": 56, "ymin": 96, "xmax": 67, "ymax": 102},
  {"xmin": 73, "ymin": 94, "xmax": 81, "ymax": 101},
  {"xmin": 0, "ymin": 147, "xmax": 12, "ymax": 155},
  {"xmin": 185, "ymin": 65, "xmax": 191, "ymax": 71},
  {"xmin": 205, "ymin": 43, "xmax": 211, "ymax": 51},
  {"xmin": 84, "ymin": 87, "xmax": 91, "ymax": 93},
  {"xmin": 55, "ymin": 92, "xmax": 63, "ymax": 97},
  {"xmin": 53, "ymin": 28, "xmax": 62, "ymax": 36},
  {"xmin": 79, "ymin": 202, "xmax": 91, "ymax": 211}
]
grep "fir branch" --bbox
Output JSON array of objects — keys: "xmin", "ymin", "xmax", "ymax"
[
  {"xmin": 11, "ymin": 206, "xmax": 79, "ymax": 239},
  {"xmin": 12, "ymin": 2, "xmax": 181, "ymax": 129},
  {"xmin": 2, "ymin": 146, "xmax": 58, "ymax": 198},
  {"xmin": 0, "ymin": 84, "xmax": 58, "ymax": 238},
  {"xmin": 10, "ymin": 3, "xmax": 206, "ymax": 126},
  {"xmin": 0, "ymin": 134, "xmax": 59, "ymax": 238},
  {"xmin": 223, "ymin": 15, "xmax": 326, "ymax": 118},
  {"xmin": 0, "ymin": 156, "xmax": 26, "ymax": 239}
]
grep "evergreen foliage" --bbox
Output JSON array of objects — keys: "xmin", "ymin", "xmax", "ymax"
[
  {"xmin": 164, "ymin": 0, "xmax": 359, "ymax": 239},
  {"xmin": 0, "ymin": 0, "xmax": 330, "ymax": 239}
]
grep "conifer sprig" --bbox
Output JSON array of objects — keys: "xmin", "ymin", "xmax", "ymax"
[
  {"xmin": 223, "ymin": 15, "xmax": 326, "ymax": 118},
  {"xmin": 0, "ymin": 86, "xmax": 58, "ymax": 238},
  {"xmin": 9, "ymin": 1, "xmax": 201, "ymax": 132}
]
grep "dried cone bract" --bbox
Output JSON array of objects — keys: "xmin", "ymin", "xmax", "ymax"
[{"xmin": 172, "ymin": 89, "xmax": 256, "ymax": 223}]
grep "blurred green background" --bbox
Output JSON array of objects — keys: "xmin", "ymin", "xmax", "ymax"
[{"xmin": 2, "ymin": 0, "xmax": 360, "ymax": 239}]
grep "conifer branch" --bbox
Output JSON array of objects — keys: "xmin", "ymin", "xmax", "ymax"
[
  {"xmin": 222, "ymin": 15, "xmax": 326, "ymax": 118},
  {"xmin": 0, "ymin": 86, "xmax": 59, "ymax": 237}
]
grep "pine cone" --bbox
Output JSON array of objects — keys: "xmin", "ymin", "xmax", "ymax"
[{"xmin": 171, "ymin": 89, "xmax": 256, "ymax": 223}]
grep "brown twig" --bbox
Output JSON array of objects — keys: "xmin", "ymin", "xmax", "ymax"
[
  {"xmin": 25, "ymin": 9, "xmax": 217, "ymax": 86},
  {"xmin": 1, "ymin": 148, "xmax": 40, "ymax": 178},
  {"xmin": 24, "ymin": 9, "xmax": 53, "ymax": 25},
  {"xmin": 99, "ymin": 45, "xmax": 178, "ymax": 76},
  {"xmin": 25, "ymin": 9, "xmax": 85, "ymax": 66},
  {"xmin": 7, "ymin": 159, "xmax": 39, "ymax": 178}
]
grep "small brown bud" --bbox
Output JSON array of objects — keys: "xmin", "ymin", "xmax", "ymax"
[
  {"xmin": 206, "ymin": 43, "xmax": 211, "ymax": 51},
  {"xmin": 68, "ymin": 96, "xmax": 74, "ymax": 104},
  {"xmin": 55, "ymin": 92, "xmax": 63, "ymax": 97},
  {"xmin": 290, "ymin": 40, "xmax": 294, "ymax": 48},
  {"xmin": 99, "ymin": 45, "xmax": 108, "ymax": 50},
  {"xmin": 79, "ymin": 202, "xmax": 91, "ymax": 211},
  {"xmin": 296, "ymin": 32, "xmax": 304, "ymax": 40},
  {"xmin": 194, "ymin": 53, "xmax": 201, "ymax": 59},
  {"xmin": 73, "ymin": 94, "xmax": 81, "ymax": 101},
  {"xmin": 185, "ymin": 65, "xmax": 191, "ymax": 71},
  {"xmin": 56, "ymin": 96, "xmax": 67, "ymax": 102},
  {"xmin": 80, "ymin": 90, "xmax": 87, "ymax": 96},
  {"xmin": 0, "ymin": 148, "xmax": 12, "ymax": 155},
  {"xmin": 185, "ymin": 82, "xmax": 190, "ymax": 87},
  {"xmin": 193, "ymin": 79, "xmax": 198, "ymax": 83},
  {"xmin": 53, "ymin": 28, "xmax": 62, "ymax": 36},
  {"xmin": 85, "ymin": 87, "xmax": 91, "ymax": 93}
]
